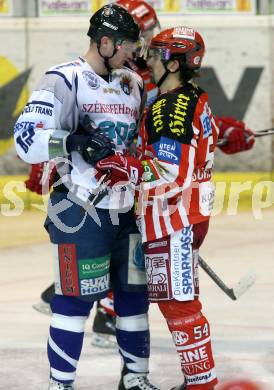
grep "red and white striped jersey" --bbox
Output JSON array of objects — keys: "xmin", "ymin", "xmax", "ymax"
[{"xmin": 136, "ymin": 82, "xmax": 219, "ymax": 243}]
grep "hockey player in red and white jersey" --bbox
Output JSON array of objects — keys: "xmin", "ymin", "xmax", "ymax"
[
  {"xmin": 96, "ymin": 27, "xmax": 219, "ymax": 389},
  {"xmin": 139, "ymin": 26, "xmax": 218, "ymax": 390}
]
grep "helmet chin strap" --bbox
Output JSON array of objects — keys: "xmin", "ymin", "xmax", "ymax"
[
  {"xmin": 156, "ymin": 61, "xmax": 180, "ymax": 88},
  {"xmin": 97, "ymin": 40, "xmax": 118, "ymax": 73},
  {"xmin": 156, "ymin": 69, "xmax": 170, "ymax": 88}
]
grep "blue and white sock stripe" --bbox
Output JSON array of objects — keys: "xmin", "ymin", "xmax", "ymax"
[
  {"xmin": 116, "ymin": 313, "xmax": 149, "ymax": 332},
  {"xmin": 48, "ymin": 335, "xmax": 78, "ymax": 368},
  {"xmin": 51, "ymin": 314, "xmax": 87, "ymax": 333},
  {"xmin": 116, "ymin": 314, "xmax": 150, "ymax": 374},
  {"xmin": 119, "ymin": 348, "xmax": 149, "ymax": 373},
  {"xmin": 50, "ymin": 368, "xmax": 76, "ymax": 382},
  {"xmin": 48, "ymin": 313, "xmax": 87, "ymax": 382}
]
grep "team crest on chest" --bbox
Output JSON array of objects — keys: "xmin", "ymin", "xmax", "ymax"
[
  {"xmin": 82, "ymin": 71, "xmax": 100, "ymax": 90},
  {"xmin": 120, "ymin": 74, "xmax": 132, "ymax": 95}
]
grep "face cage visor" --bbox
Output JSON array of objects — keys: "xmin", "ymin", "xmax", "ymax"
[
  {"xmin": 115, "ymin": 39, "xmax": 138, "ymax": 55},
  {"xmin": 146, "ymin": 47, "xmax": 171, "ymax": 61}
]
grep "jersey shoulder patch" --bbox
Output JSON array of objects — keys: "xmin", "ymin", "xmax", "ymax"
[{"xmin": 116, "ymin": 67, "xmax": 144, "ymax": 89}]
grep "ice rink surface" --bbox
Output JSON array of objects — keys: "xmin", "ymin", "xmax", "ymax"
[{"xmin": 0, "ymin": 210, "xmax": 273, "ymax": 390}]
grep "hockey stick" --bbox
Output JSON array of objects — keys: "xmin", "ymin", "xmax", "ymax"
[
  {"xmin": 252, "ymin": 128, "xmax": 274, "ymax": 137},
  {"xmin": 198, "ymin": 255, "xmax": 256, "ymax": 300},
  {"xmin": 88, "ymin": 171, "xmax": 111, "ymax": 206},
  {"xmin": 217, "ymin": 128, "xmax": 274, "ymax": 146}
]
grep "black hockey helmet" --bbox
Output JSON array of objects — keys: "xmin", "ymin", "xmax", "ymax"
[{"xmin": 87, "ymin": 4, "xmax": 140, "ymax": 44}]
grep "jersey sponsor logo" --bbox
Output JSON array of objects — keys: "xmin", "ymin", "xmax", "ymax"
[
  {"xmin": 142, "ymin": 159, "xmax": 160, "ymax": 182},
  {"xmin": 145, "ymin": 253, "xmax": 171, "ymax": 300},
  {"xmin": 14, "ymin": 121, "xmax": 35, "ymax": 134},
  {"xmin": 153, "ymin": 136, "xmax": 182, "ymax": 165},
  {"xmin": 151, "ymin": 98, "xmax": 167, "ymax": 133},
  {"xmin": 180, "ymin": 226, "xmax": 193, "ymax": 296},
  {"xmin": 15, "ymin": 126, "xmax": 35, "ymax": 153},
  {"xmin": 120, "ymin": 74, "xmax": 132, "ymax": 95},
  {"xmin": 82, "ymin": 103, "xmax": 138, "ymax": 119},
  {"xmin": 199, "ymin": 181, "xmax": 215, "ymax": 216},
  {"xmin": 169, "ymin": 93, "xmax": 190, "ymax": 137},
  {"xmin": 171, "ymin": 243, "xmax": 183, "ymax": 297},
  {"xmin": 78, "ymin": 255, "xmax": 110, "ymax": 279},
  {"xmin": 171, "ymin": 227, "xmax": 194, "ymax": 300},
  {"xmin": 172, "ymin": 331, "xmax": 189, "ymax": 346},
  {"xmin": 180, "ymin": 346, "xmax": 209, "ymax": 364},
  {"xmin": 147, "ymin": 240, "xmax": 168, "ymax": 249},
  {"xmin": 185, "ymin": 371, "xmax": 213, "ymax": 384},
  {"xmin": 80, "ymin": 274, "xmax": 109, "ymax": 296},
  {"xmin": 103, "ymin": 87, "xmax": 120, "ymax": 95},
  {"xmin": 58, "ymin": 244, "xmax": 80, "ymax": 296},
  {"xmin": 192, "ymin": 168, "xmax": 211, "ymax": 182},
  {"xmin": 133, "ymin": 240, "xmax": 145, "ymax": 270},
  {"xmin": 82, "ymin": 71, "xmax": 100, "ymax": 90},
  {"xmin": 200, "ymin": 108, "xmax": 212, "ymax": 138},
  {"xmin": 36, "ymin": 121, "xmax": 44, "ymax": 129},
  {"xmin": 23, "ymin": 103, "xmax": 53, "ymax": 116}
]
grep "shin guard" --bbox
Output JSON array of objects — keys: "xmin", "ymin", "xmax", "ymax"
[{"xmin": 159, "ymin": 300, "xmax": 217, "ymax": 390}]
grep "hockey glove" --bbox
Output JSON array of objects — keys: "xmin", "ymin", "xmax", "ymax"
[
  {"xmin": 25, "ymin": 162, "xmax": 56, "ymax": 195},
  {"xmin": 217, "ymin": 116, "xmax": 255, "ymax": 154},
  {"xmin": 96, "ymin": 153, "xmax": 144, "ymax": 187},
  {"xmin": 66, "ymin": 132, "xmax": 114, "ymax": 165}
]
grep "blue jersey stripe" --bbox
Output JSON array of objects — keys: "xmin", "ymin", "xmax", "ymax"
[
  {"xmin": 27, "ymin": 100, "xmax": 54, "ymax": 108},
  {"xmin": 46, "ymin": 70, "xmax": 72, "ymax": 90}
]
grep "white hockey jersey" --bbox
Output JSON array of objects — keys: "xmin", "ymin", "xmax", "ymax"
[{"xmin": 14, "ymin": 57, "xmax": 144, "ymax": 209}]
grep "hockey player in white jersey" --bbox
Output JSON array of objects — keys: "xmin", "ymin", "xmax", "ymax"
[{"xmin": 14, "ymin": 4, "xmax": 159, "ymax": 390}]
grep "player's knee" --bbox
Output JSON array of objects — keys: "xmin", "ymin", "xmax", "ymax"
[
  {"xmin": 114, "ymin": 290, "xmax": 149, "ymax": 316},
  {"xmin": 158, "ymin": 299, "xmax": 202, "ymax": 320},
  {"xmin": 51, "ymin": 295, "xmax": 94, "ymax": 316}
]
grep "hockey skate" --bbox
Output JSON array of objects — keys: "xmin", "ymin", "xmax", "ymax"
[
  {"xmin": 170, "ymin": 386, "xmax": 186, "ymax": 390},
  {"xmin": 91, "ymin": 304, "xmax": 117, "ymax": 348},
  {"xmin": 32, "ymin": 300, "xmax": 52, "ymax": 315},
  {"xmin": 118, "ymin": 365, "xmax": 160, "ymax": 390},
  {"xmin": 33, "ymin": 283, "xmax": 54, "ymax": 316},
  {"xmin": 48, "ymin": 378, "xmax": 75, "ymax": 389},
  {"xmin": 170, "ymin": 381, "xmax": 186, "ymax": 390}
]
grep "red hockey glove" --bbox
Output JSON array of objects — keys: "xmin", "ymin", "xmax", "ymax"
[
  {"xmin": 96, "ymin": 153, "xmax": 144, "ymax": 187},
  {"xmin": 217, "ymin": 116, "xmax": 255, "ymax": 154},
  {"xmin": 25, "ymin": 162, "xmax": 56, "ymax": 195}
]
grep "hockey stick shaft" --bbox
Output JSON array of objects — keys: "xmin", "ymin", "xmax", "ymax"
[
  {"xmin": 198, "ymin": 255, "xmax": 237, "ymax": 300},
  {"xmin": 198, "ymin": 255, "xmax": 256, "ymax": 301}
]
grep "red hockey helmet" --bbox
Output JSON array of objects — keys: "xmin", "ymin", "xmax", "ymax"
[
  {"xmin": 149, "ymin": 26, "xmax": 205, "ymax": 70},
  {"xmin": 116, "ymin": 0, "xmax": 159, "ymax": 32}
]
